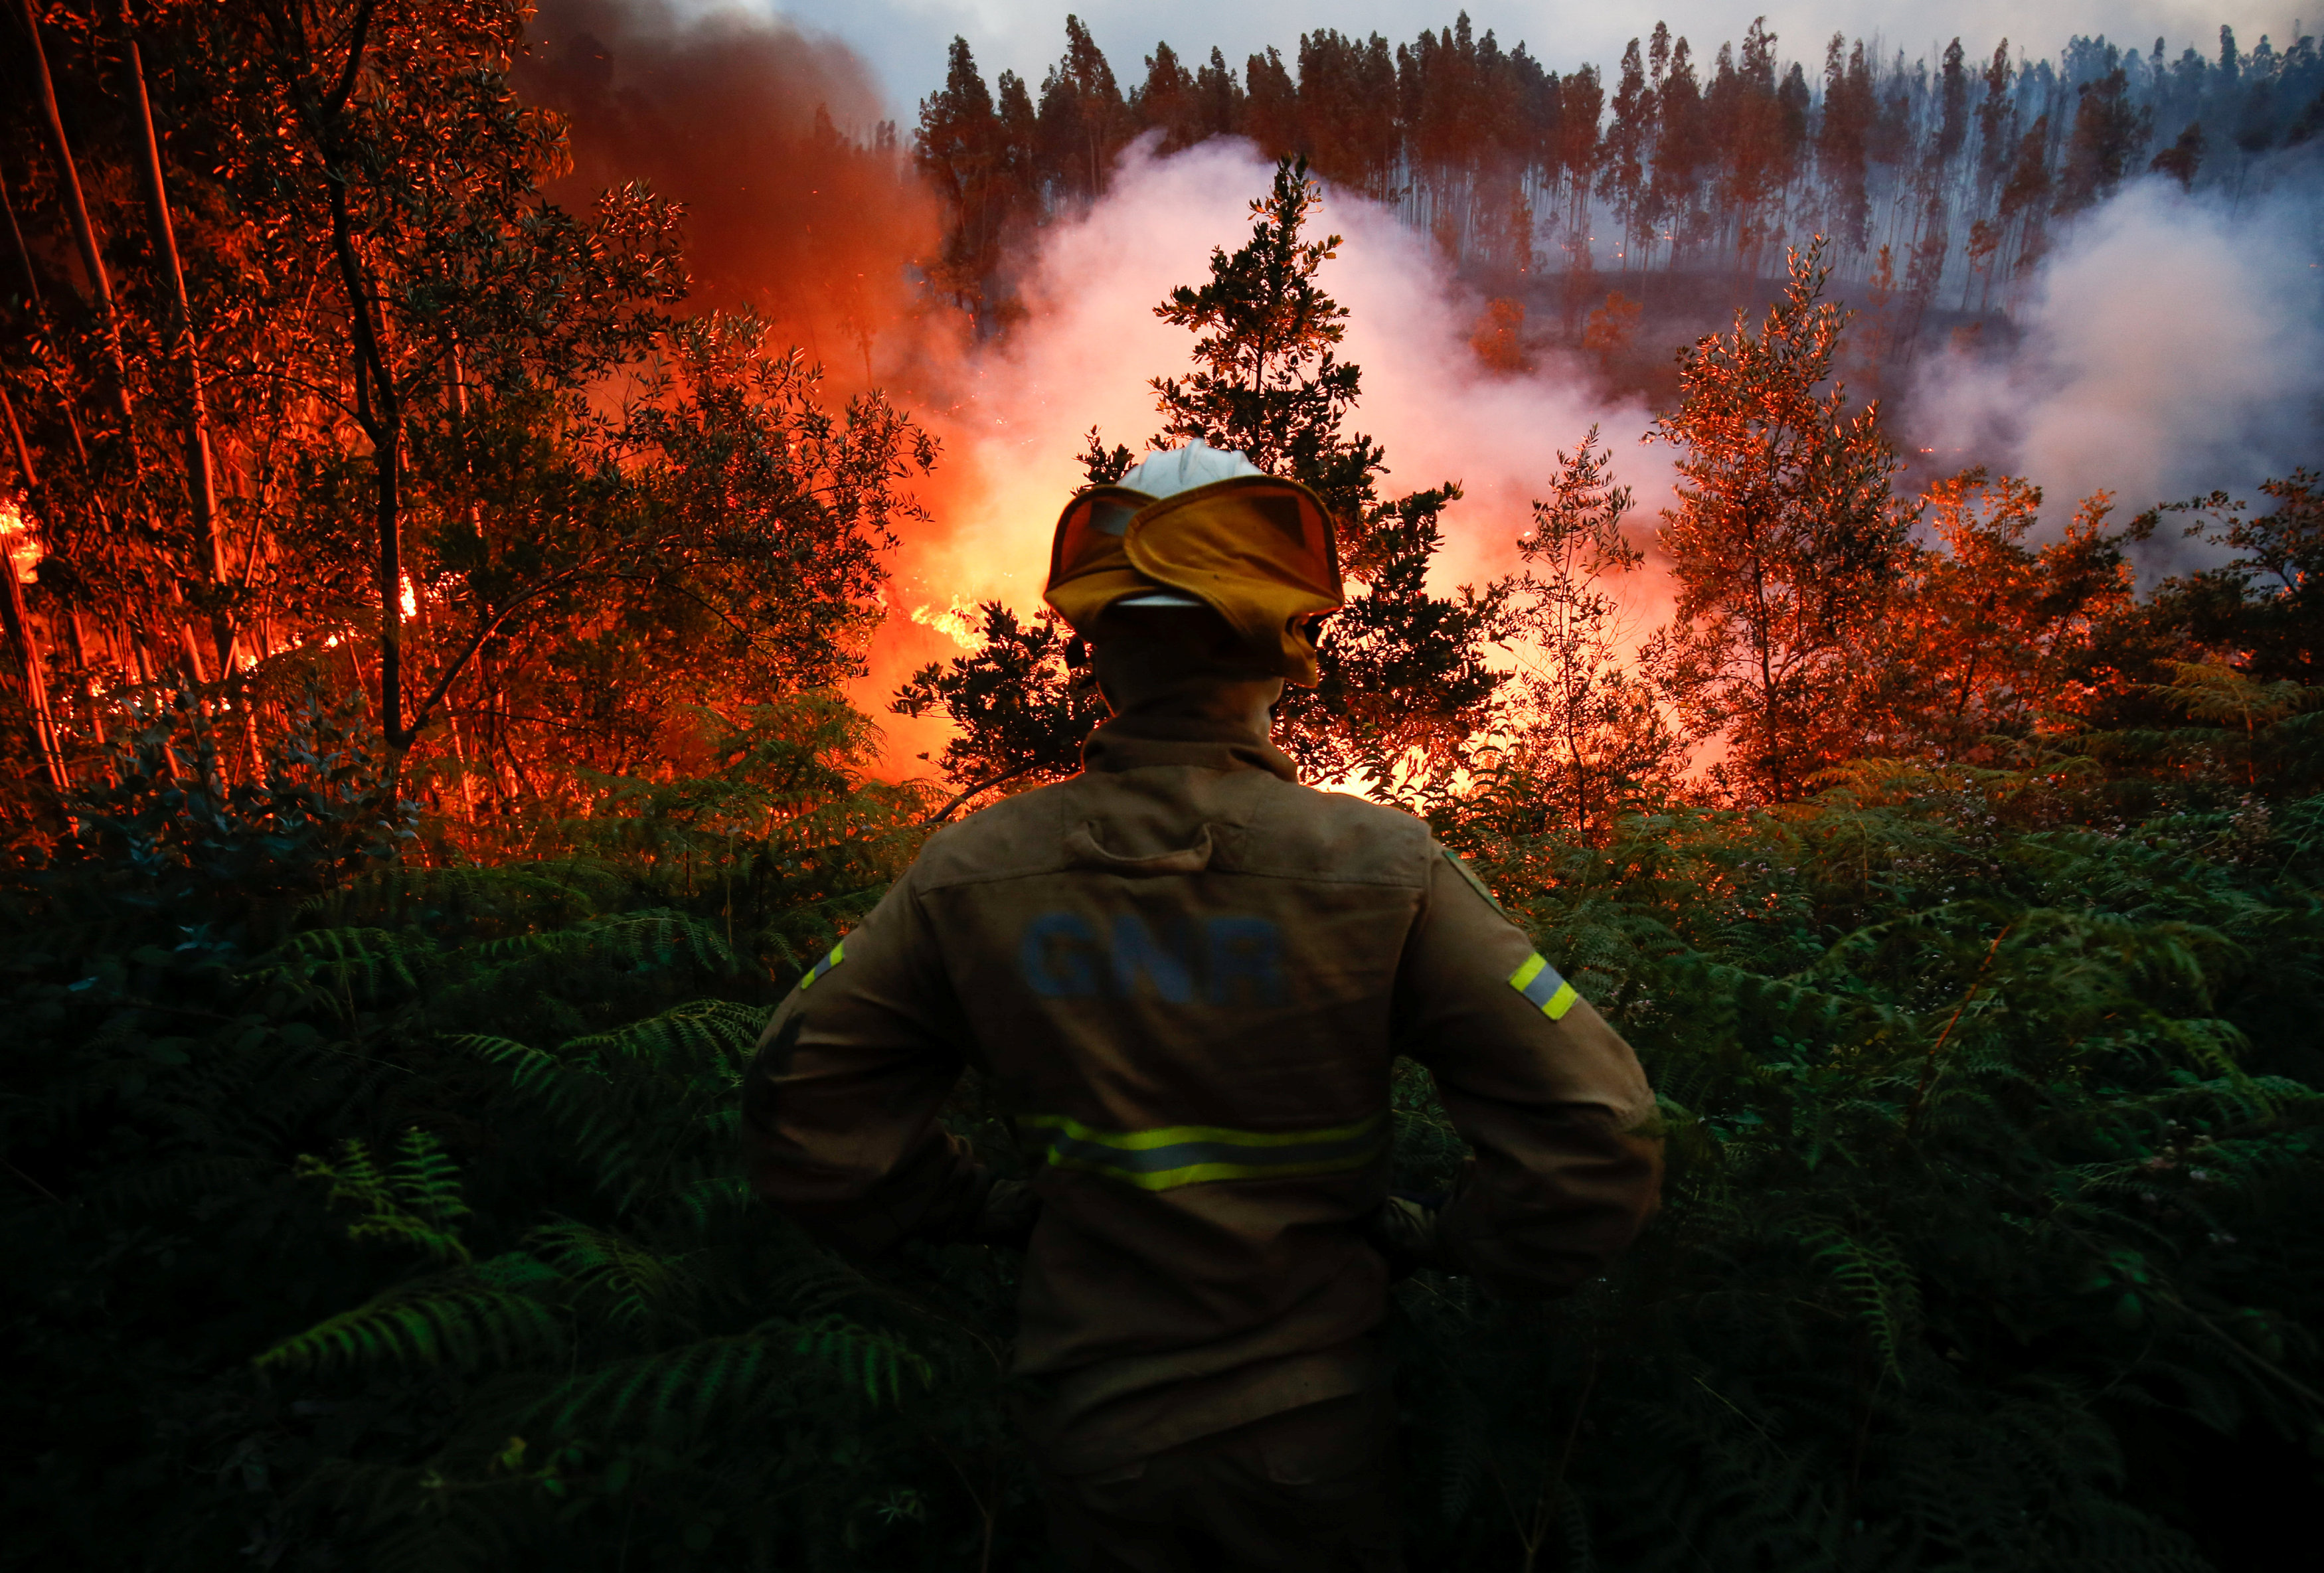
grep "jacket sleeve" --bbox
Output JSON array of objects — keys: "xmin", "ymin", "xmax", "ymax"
[
  {"xmin": 1391, "ymin": 847, "xmax": 1663, "ymax": 1298},
  {"xmin": 739, "ymin": 870, "xmax": 991, "ymax": 1258}
]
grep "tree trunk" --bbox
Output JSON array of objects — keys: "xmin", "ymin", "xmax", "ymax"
[
  {"xmin": 326, "ymin": 171, "xmax": 405, "ymax": 750},
  {"xmin": 14, "ymin": 0, "xmax": 135, "ymax": 431},
  {"xmin": 0, "ymin": 380, "xmax": 70, "ymax": 793},
  {"xmin": 0, "ymin": 167, "xmax": 46, "ymax": 319},
  {"xmin": 118, "ymin": 0, "xmax": 229, "ymax": 671}
]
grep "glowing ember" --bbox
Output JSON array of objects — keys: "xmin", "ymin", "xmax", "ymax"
[
  {"xmin": 400, "ymin": 573, "xmax": 419, "ymax": 619},
  {"xmin": 910, "ymin": 598, "xmax": 981, "ymax": 650},
  {"xmin": 0, "ymin": 499, "xmax": 41, "ymax": 584}
]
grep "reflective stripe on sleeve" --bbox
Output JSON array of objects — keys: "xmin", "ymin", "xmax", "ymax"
[
  {"xmin": 1015, "ymin": 1111, "xmax": 1387, "ymax": 1192},
  {"xmin": 1509, "ymin": 952, "xmax": 1579, "ymax": 1021},
  {"xmin": 798, "ymin": 940, "xmax": 845, "ymax": 991}
]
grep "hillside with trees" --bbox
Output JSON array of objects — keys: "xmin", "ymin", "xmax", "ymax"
[
  {"xmin": 920, "ymin": 13, "xmax": 2324, "ymax": 369},
  {"xmin": 1, "ymin": 3, "xmax": 2320, "ymax": 1570}
]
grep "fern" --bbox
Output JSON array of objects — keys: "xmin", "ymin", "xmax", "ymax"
[
  {"xmin": 560, "ymin": 997, "xmax": 765, "ymax": 1077},
  {"xmin": 537, "ymin": 1334, "xmax": 784, "ymax": 1438},
  {"xmin": 11, "ymin": 663, "xmax": 2322, "ymax": 1569},
  {"xmin": 256, "ymin": 1278, "xmax": 566, "ymax": 1375},
  {"xmin": 786, "ymin": 1313, "xmax": 936, "ymax": 1406},
  {"xmin": 259, "ymin": 926, "xmax": 432, "ymax": 997},
  {"xmin": 295, "ymin": 1129, "xmax": 474, "ymax": 1265},
  {"xmin": 1804, "ymin": 1223, "xmax": 1924, "ymax": 1386},
  {"xmin": 529, "ymin": 1219, "xmax": 696, "ymax": 1334}
]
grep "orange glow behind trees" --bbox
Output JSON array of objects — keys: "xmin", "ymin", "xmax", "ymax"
[
  {"xmin": 0, "ymin": 2, "xmax": 2316, "ymax": 851},
  {"xmin": 1646, "ymin": 239, "xmax": 1908, "ymax": 804},
  {"xmin": 0, "ymin": 0, "xmax": 933, "ymax": 837}
]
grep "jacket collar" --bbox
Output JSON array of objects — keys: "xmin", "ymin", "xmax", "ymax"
[{"xmin": 1081, "ymin": 687, "xmax": 1300, "ymax": 783}]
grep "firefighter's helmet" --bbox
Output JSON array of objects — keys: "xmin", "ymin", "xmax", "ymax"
[{"xmin": 1043, "ymin": 440, "xmax": 1343, "ymax": 686}]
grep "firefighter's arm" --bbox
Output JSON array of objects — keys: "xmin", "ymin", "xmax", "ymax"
[
  {"xmin": 740, "ymin": 874, "xmax": 1024, "ymax": 1256},
  {"xmin": 1386, "ymin": 848, "xmax": 1663, "ymax": 1298}
]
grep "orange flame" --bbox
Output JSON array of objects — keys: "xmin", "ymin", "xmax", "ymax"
[
  {"xmin": 0, "ymin": 499, "xmax": 41, "ymax": 584},
  {"xmin": 908, "ymin": 598, "xmax": 981, "ymax": 649}
]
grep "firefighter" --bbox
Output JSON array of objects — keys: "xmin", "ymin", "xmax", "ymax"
[{"xmin": 741, "ymin": 439, "xmax": 1661, "ymax": 1572}]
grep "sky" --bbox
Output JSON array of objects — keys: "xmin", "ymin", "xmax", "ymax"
[{"xmin": 688, "ymin": 3, "xmax": 2309, "ymax": 122}]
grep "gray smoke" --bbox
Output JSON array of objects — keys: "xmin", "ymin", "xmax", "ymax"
[{"xmin": 1906, "ymin": 175, "xmax": 2324, "ymax": 561}]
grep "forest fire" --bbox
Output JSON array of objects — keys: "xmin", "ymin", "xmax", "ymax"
[
  {"xmin": 907, "ymin": 596, "xmax": 983, "ymax": 649},
  {"xmin": 2, "ymin": 3, "xmax": 2319, "ymax": 1570},
  {"xmin": 0, "ymin": 498, "xmax": 39, "ymax": 582}
]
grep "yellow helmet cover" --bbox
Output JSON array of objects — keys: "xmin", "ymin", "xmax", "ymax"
[{"xmin": 1044, "ymin": 474, "xmax": 1344, "ymax": 686}]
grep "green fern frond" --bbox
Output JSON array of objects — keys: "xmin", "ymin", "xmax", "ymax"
[
  {"xmin": 1804, "ymin": 1223, "xmax": 1923, "ymax": 1386},
  {"xmin": 537, "ymin": 1334, "xmax": 782, "ymax": 1438},
  {"xmin": 255, "ymin": 926, "xmax": 431, "ymax": 996},
  {"xmin": 784, "ymin": 1313, "xmax": 934, "ymax": 1405},
  {"xmin": 663, "ymin": 1175, "xmax": 754, "ymax": 1234},
  {"xmin": 529, "ymin": 1219, "xmax": 695, "ymax": 1333},
  {"xmin": 295, "ymin": 1130, "xmax": 471, "ymax": 1264},
  {"xmin": 442, "ymin": 1033, "xmax": 564, "ymax": 1096},
  {"xmin": 255, "ymin": 1278, "xmax": 565, "ymax": 1375},
  {"xmin": 560, "ymin": 997, "xmax": 766, "ymax": 1076},
  {"xmin": 473, "ymin": 908, "xmax": 738, "ymax": 976}
]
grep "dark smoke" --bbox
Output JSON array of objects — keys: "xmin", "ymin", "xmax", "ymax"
[{"xmin": 517, "ymin": 0, "xmax": 940, "ymax": 381}]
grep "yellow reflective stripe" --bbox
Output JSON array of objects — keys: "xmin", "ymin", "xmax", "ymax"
[
  {"xmin": 1016, "ymin": 1111, "xmax": 1387, "ymax": 1191},
  {"xmin": 798, "ymin": 940, "xmax": 845, "ymax": 990},
  {"xmin": 1046, "ymin": 1151, "xmax": 1386, "ymax": 1192},
  {"xmin": 1017, "ymin": 1111, "xmax": 1382, "ymax": 1151},
  {"xmin": 1509, "ymin": 952, "xmax": 1579, "ymax": 1021}
]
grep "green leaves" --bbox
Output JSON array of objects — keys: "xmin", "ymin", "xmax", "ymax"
[
  {"xmin": 295, "ymin": 1129, "xmax": 474, "ymax": 1266},
  {"xmin": 788, "ymin": 1315, "xmax": 937, "ymax": 1407},
  {"xmin": 255, "ymin": 1277, "xmax": 564, "ymax": 1376},
  {"xmin": 890, "ymin": 602, "xmax": 1104, "ymax": 797},
  {"xmin": 1395, "ymin": 770, "xmax": 2324, "ymax": 1569},
  {"xmin": 1149, "ymin": 157, "xmax": 1372, "ymax": 522},
  {"xmin": 1805, "ymin": 1224, "xmax": 1924, "ymax": 1384}
]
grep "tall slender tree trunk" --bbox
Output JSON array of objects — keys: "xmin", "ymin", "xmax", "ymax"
[
  {"xmin": 324, "ymin": 141, "xmax": 406, "ymax": 755},
  {"xmin": 0, "ymin": 381, "xmax": 70, "ymax": 793},
  {"xmin": 1, "ymin": 167, "xmax": 46, "ymax": 321},
  {"xmin": 1748, "ymin": 537, "xmax": 1784, "ymax": 803},
  {"xmin": 15, "ymin": 0, "xmax": 135, "ymax": 432},
  {"xmin": 3, "ymin": 171, "xmax": 96, "ymax": 481},
  {"xmin": 118, "ymin": 0, "xmax": 230, "ymax": 671}
]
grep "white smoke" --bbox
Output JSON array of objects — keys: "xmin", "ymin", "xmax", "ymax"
[
  {"xmin": 901, "ymin": 133, "xmax": 1666, "ymax": 610},
  {"xmin": 859, "ymin": 135, "xmax": 1675, "ymax": 763},
  {"xmin": 1906, "ymin": 177, "xmax": 2324, "ymax": 556}
]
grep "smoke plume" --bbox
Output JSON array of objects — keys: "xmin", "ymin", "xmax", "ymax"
[
  {"xmin": 517, "ymin": 0, "xmax": 941, "ymax": 382},
  {"xmin": 519, "ymin": 6, "xmax": 2324, "ymax": 780},
  {"xmin": 865, "ymin": 135, "xmax": 1677, "ymax": 767},
  {"xmin": 1906, "ymin": 178, "xmax": 2324, "ymax": 558}
]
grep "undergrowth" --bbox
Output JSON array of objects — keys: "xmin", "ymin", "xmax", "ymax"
[{"xmin": 3, "ymin": 703, "xmax": 2319, "ymax": 1570}]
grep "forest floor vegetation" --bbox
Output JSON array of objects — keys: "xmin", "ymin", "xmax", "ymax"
[{"xmin": 3, "ymin": 693, "xmax": 2319, "ymax": 1571}]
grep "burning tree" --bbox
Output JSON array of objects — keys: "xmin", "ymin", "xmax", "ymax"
[
  {"xmin": 1507, "ymin": 425, "xmax": 1676, "ymax": 837},
  {"xmin": 1646, "ymin": 237, "xmax": 1907, "ymax": 803},
  {"xmin": 0, "ymin": 0, "xmax": 933, "ymax": 828},
  {"xmin": 1857, "ymin": 470, "xmax": 2138, "ymax": 763}
]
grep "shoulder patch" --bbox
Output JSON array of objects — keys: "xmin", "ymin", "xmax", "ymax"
[{"xmin": 1440, "ymin": 846, "xmax": 1513, "ymax": 919}]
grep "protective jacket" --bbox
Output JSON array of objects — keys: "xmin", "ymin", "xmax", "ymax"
[{"xmin": 740, "ymin": 701, "xmax": 1661, "ymax": 1474}]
